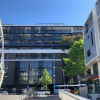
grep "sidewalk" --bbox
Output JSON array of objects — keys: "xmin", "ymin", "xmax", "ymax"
[
  {"xmin": 24, "ymin": 95, "xmax": 60, "ymax": 100},
  {"xmin": 0, "ymin": 95, "xmax": 20, "ymax": 100}
]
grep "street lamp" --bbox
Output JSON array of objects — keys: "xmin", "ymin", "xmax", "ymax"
[
  {"xmin": 77, "ymin": 75, "xmax": 81, "ymax": 96},
  {"xmin": 62, "ymin": 70, "xmax": 65, "ymax": 90}
]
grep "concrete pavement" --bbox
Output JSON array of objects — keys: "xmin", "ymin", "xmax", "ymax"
[
  {"xmin": 0, "ymin": 95, "xmax": 20, "ymax": 100},
  {"xmin": 0, "ymin": 95, "xmax": 60, "ymax": 100},
  {"xmin": 24, "ymin": 95, "xmax": 60, "ymax": 100}
]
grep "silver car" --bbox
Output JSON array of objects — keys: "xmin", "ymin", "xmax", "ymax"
[
  {"xmin": 36, "ymin": 90, "xmax": 50, "ymax": 95},
  {"xmin": 0, "ymin": 91, "xmax": 8, "ymax": 95}
]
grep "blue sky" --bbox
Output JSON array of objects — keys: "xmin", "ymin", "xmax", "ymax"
[{"xmin": 0, "ymin": 0, "xmax": 96, "ymax": 25}]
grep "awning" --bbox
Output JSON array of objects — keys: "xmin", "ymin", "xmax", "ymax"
[{"xmin": 81, "ymin": 74, "xmax": 98, "ymax": 81}]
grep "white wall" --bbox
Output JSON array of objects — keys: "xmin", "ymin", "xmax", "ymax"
[{"xmin": 59, "ymin": 90, "xmax": 90, "ymax": 100}]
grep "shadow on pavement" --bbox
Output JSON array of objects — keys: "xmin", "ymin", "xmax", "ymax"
[{"xmin": 24, "ymin": 95, "xmax": 60, "ymax": 100}]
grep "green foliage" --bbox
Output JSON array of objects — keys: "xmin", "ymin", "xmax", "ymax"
[
  {"xmin": 40, "ymin": 69, "xmax": 52, "ymax": 90},
  {"xmin": 61, "ymin": 34, "xmax": 82, "ymax": 50},
  {"xmin": 86, "ymin": 79, "xmax": 93, "ymax": 86},
  {"xmin": 62, "ymin": 39, "xmax": 87, "ymax": 76}
]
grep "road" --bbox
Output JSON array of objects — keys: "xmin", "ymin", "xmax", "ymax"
[
  {"xmin": 24, "ymin": 95, "xmax": 60, "ymax": 100},
  {"xmin": 0, "ymin": 95, "xmax": 60, "ymax": 100}
]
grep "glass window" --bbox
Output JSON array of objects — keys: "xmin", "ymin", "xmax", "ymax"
[
  {"xmin": 30, "ymin": 61, "xmax": 38, "ymax": 68},
  {"xmin": 53, "ymin": 54, "xmax": 55, "ymax": 59},
  {"xmin": 53, "ymin": 61, "xmax": 55, "ymax": 68},
  {"xmin": 87, "ymin": 49, "xmax": 91, "ymax": 57},
  {"xmin": 5, "ymin": 69, "xmax": 8, "ymax": 76},
  {"xmin": 5, "ymin": 61, "xmax": 8, "ymax": 69},
  {"xmin": 43, "ymin": 61, "xmax": 52, "ymax": 67},
  {"xmin": 52, "ymin": 34, "xmax": 60, "ymax": 39},
  {"xmin": 53, "ymin": 68, "xmax": 55, "ymax": 76},
  {"xmin": 16, "ymin": 27, "xmax": 25, "ymax": 33},
  {"xmin": 20, "ymin": 61, "xmax": 29, "ymax": 68},
  {"xmin": 6, "ymin": 54, "xmax": 9, "ymax": 59},
  {"xmin": 47, "ymin": 69, "xmax": 52, "ymax": 76},
  {"xmin": 91, "ymin": 32, "xmax": 93, "ymax": 46},
  {"xmin": 93, "ymin": 63, "xmax": 98, "ymax": 74},
  {"xmin": 4, "ymin": 40, "xmax": 9, "ymax": 45}
]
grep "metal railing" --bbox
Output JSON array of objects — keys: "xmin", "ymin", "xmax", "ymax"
[
  {"xmin": 19, "ymin": 91, "xmax": 40, "ymax": 100},
  {"xmin": 19, "ymin": 93, "xmax": 27, "ymax": 100}
]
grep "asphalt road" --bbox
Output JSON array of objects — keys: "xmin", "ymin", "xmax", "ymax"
[
  {"xmin": 0, "ymin": 95, "xmax": 60, "ymax": 100},
  {"xmin": 25, "ymin": 95, "xmax": 60, "ymax": 100}
]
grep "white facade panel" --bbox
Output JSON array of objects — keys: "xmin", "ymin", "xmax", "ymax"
[{"xmin": 0, "ymin": 49, "xmax": 69, "ymax": 54}]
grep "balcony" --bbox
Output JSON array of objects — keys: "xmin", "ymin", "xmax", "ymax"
[
  {"xmin": 19, "ymin": 34, "xmax": 31, "ymax": 40},
  {"xmin": 34, "ymin": 37, "xmax": 41, "ymax": 40},
  {"xmin": 16, "ymin": 40, "xmax": 30, "ymax": 45},
  {"xmin": 44, "ymin": 37, "xmax": 52, "ymax": 40},
  {"xmin": 34, "ymin": 41, "xmax": 41, "ymax": 44},
  {"xmin": 44, "ymin": 41, "xmax": 52, "ymax": 44}
]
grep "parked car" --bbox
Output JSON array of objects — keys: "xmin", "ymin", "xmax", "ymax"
[
  {"xmin": 0, "ymin": 91, "xmax": 8, "ymax": 95},
  {"xmin": 35, "ymin": 89, "xmax": 50, "ymax": 95},
  {"xmin": 9, "ymin": 91, "xmax": 17, "ymax": 95}
]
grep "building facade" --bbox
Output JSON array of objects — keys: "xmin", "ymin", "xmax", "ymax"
[
  {"xmin": 0, "ymin": 24, "xmax": 82, "ymax": 91},
  {"xmin": 83, "ymin": 0, "xmax": 100, "ymax": 94}
]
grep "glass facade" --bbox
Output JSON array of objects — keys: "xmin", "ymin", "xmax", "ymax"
[
  {"xmin": 15, "ymin": 53, "xmax": 53, "ymax": 59},
  {"xmin": 14, "ymin": 61, "xmax": 53, "ymax": 84},
  {"xmin": 53, "ymin": 61, "xmax": 55, "ymax": 68},
  {"xmin": 93, "ymin": 63, "xmax": 98, "ymax": 74},
  {"xmin": 94, "ymin": 79, "xmax": 100, "ymax": 93},
  {"xmin": 4, "ymin": 61, "xmax": 9, "ymax": 76},
  {"xmin": 52, "ymin": 34, "xmax": 61, "ymax": 39},
  {"xmin": 30, "ymin": 61, "xmax": 38, "ymax": 68},
  {"xmin": 19, "ymin": 61, "xmax": 29, "ymax": 84},
  {"xmin": 53, "ymin": 68, "xmax": 55, "ymax": 76},
  {"xmin": 44, "ymin": 61, "xmax": 52, "ymax": 67},
  {"xmin": 53, "ymin": 78, "xmax": 55, "ymax": 84}
]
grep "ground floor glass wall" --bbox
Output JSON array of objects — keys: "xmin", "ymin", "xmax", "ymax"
[{"xmin": 14, "ymin": 61, "xmax": 55, "ymax": 85}]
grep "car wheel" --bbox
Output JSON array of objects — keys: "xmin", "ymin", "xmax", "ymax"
[{"xmin": 45, "ymin": 93, "xmax": 48, "ymax": 95}]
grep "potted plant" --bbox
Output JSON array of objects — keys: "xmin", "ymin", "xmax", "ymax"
[{"xmin": 86, "ymin": 78, "xmax": 93, "ymax": 93}]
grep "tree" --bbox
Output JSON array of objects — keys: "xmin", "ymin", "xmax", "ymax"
[
  {"xmin": 40, "ymin": 69, "xmax": 52, "ymax": 91},
  {"xmin": 60, "ymin": 34, "xmax": 82, "ymax": 50},
  {"xmin": 86, "ymin": 78, "xmax": 93, "ymax": 86},
  {"xmin": 62, "ymin": 39, "xmax": 87, "ymax": 77}
]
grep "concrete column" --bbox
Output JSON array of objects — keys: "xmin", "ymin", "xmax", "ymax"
[
  {"xmin": 0, "ymin": 70, "xmax": 4, "ymax": 88},
  {"xmin": 93, "ymin": 80, "xmax": 95, "ymax": 93},
  {"xmin": 90, "ymin": 65, "xmax": 93, "ymax": 74}
]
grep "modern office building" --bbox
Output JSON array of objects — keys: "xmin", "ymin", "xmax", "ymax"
[
  {"xmin": 83, "ymin": 0, "xmax": 100, "ymax": 94},
  {"xmin": 0, "ymin": 23, "xmax": 82, "ymax": 91}
]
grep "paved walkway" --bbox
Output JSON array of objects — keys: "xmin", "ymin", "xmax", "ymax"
[
  {"xmin": 0, "ymin": 95, "xmax": 19, "ymax": 100},
  {"xmin": 24, "ymin": 95, "xmax": 60, "ymax": 100},
  {"xmin": 0, "ymin": 95, "xmax": 60, "ymax": 100}
]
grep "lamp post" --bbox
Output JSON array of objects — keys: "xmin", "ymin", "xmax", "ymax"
[
  {"xmin": 62, "ymin": 70, "xmax": 65, "ymax": 90},
  {"xmin": 77, "ymin": 75, "xmax": 81, "ymax": 96}
]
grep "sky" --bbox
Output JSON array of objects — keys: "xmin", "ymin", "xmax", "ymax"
[{"xmin": 0, "ymin": 0, "xmax": 96, "ymax": 25}]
